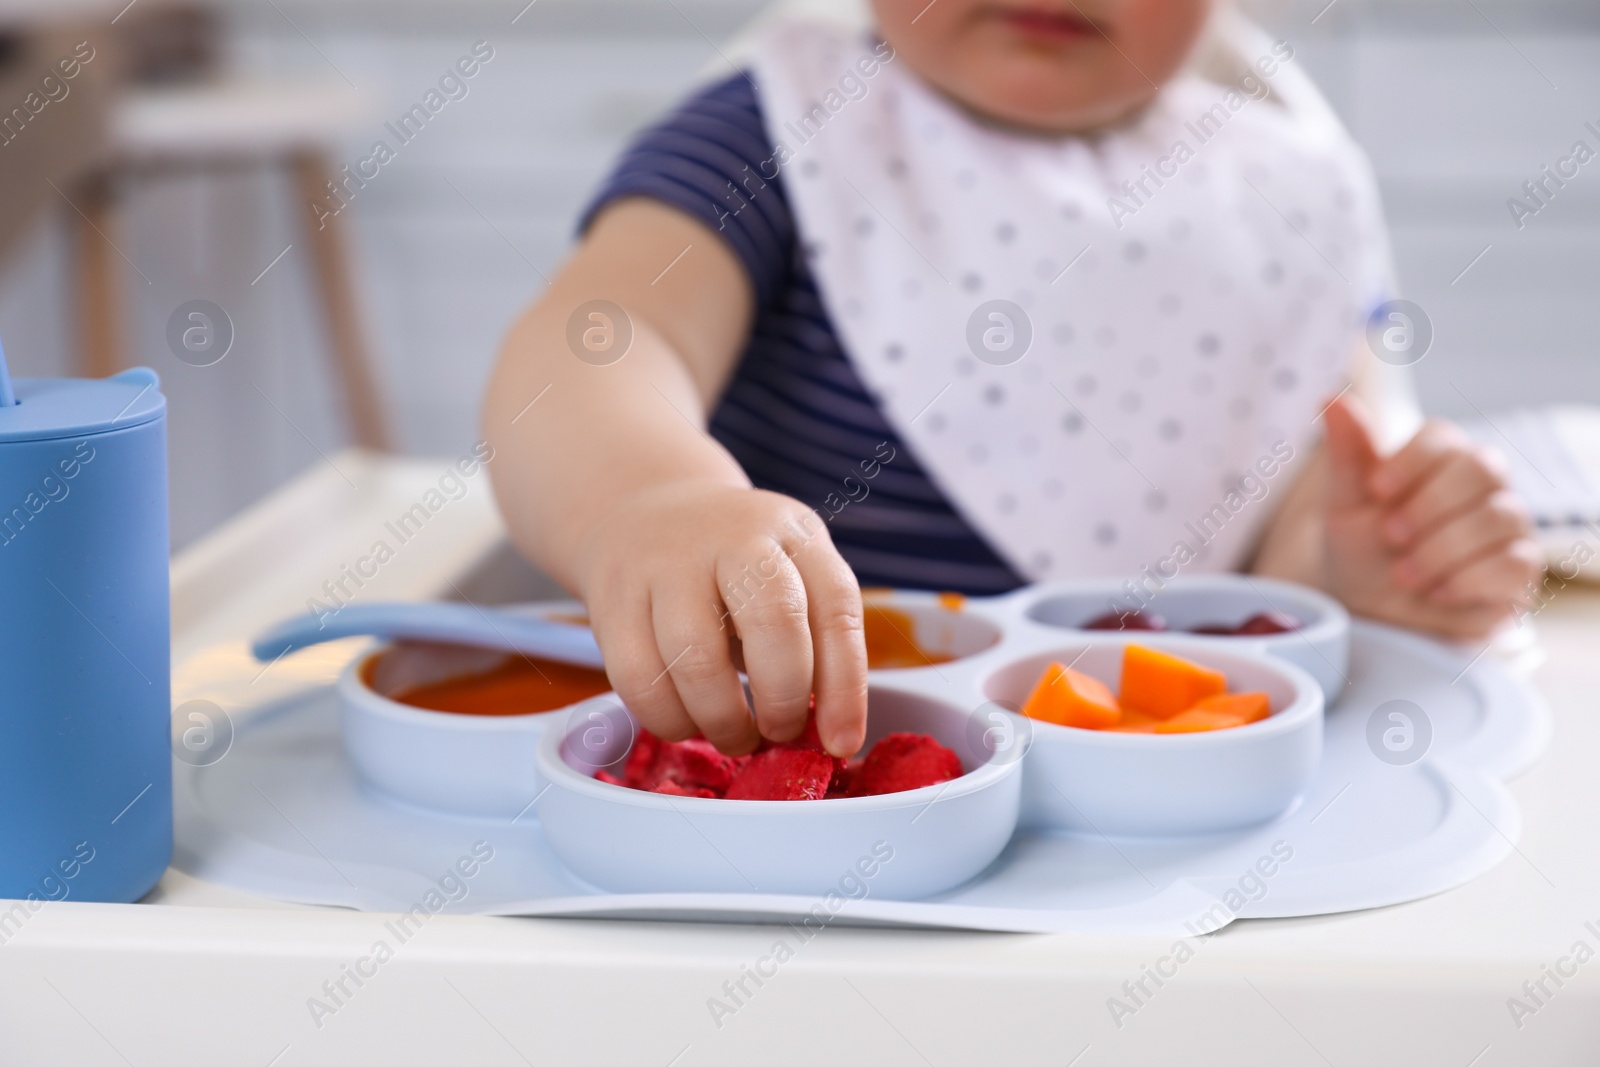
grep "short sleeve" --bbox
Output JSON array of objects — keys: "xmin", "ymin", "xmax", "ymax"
[{"xmin": 578, "ymin": 73, "xmax": 795, "ymax": 311}]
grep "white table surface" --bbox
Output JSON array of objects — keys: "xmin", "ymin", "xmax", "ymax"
[{"xmin": 2, "ymin": 451, "xmax": 1597, "ymax": 1066}]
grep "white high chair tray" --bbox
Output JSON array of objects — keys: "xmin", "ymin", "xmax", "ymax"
[{"xmin": 171, "ymin": 610, "xmax": 1548, "ymax": 937}]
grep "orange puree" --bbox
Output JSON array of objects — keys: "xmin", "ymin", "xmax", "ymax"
[
  {"xmin": 371, "ymin": 597, "xmax": 958, "ymax": 713},
  {"xmin": 371, "ymin": 654, "xmax": 612, "ymax": 716},
  {"xmin": 863, "ymin": 603, "xmax": 956, "ymax": 670}
]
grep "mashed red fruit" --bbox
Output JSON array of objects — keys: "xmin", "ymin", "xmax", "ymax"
[
  {"xmin": 846, "ymin": 733, "xmax": 965, "ymax": 797},
  {"xmin": 724, "ymin": 748, "xmax": 836, "ymax": 800},
  {"xmin": 597, "ymin": 717, "xmax": 965, "ymax": 801}
]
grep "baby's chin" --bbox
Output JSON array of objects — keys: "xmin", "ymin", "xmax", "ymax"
[
  {"xmin": 925, "ymin": 56, "xmax": 1163, "ymax": 136},
  {"xmin": 873, "ymin": 0, "xmax": 1205, "ymax": 135}
]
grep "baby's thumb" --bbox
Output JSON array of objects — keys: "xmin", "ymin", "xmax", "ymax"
[{"xmin": 1323, "ymin": 393, "xmax": 1381, "ymax": 512}]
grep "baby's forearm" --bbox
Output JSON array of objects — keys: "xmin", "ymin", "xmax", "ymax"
[
  {"xmin": 482, "ymin": 202, "xmax": 757, "ymax": 597},
  {"xmin": 1249, "ymin": 446, "xmax": 1328, "ymax": 589},
  {"xmin": 484, "ymin": 311, "xmax": 741, "ymax": 595},
  {"xmin": 483, "ymin": 201, "xmax": 867, "ymax": 756}
]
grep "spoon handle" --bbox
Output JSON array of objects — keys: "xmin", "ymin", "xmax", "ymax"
[{"xmin": 251, "ymin": 602, "xmax": 605, "ymax": 669}]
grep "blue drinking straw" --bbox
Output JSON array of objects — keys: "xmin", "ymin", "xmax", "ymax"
[{"xmin": 0, "ymin": 335, "xmax": 14, "ymax": 407}]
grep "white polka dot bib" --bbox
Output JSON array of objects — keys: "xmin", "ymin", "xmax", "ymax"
[{"xmin": 749, "ymin": 20, "xmax": 1390, "ymax": 581}]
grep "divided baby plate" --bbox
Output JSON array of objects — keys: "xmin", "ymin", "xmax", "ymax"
[
  {"xmin": 325, "ymin": 577, "xmax": 1342, "ymax": 897},
  {"xmin": 178, "ymin": 575, "xmax": 1547, "ymax": 930}
]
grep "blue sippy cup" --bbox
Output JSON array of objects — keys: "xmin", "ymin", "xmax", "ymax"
[{"xmin": 0, "ymin": 341, "xmax": 172, "ymax": 904}]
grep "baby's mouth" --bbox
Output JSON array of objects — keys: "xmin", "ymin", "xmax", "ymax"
[{"xmin": 990, "ymin": 4, "xmax": 1102, "ymax": 42}]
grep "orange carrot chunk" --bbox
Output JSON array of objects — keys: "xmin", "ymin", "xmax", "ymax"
[
  {"xmin": 1106, "ymin": 706, "xmax": 1161, "ymax": 733},
  {"xmin": 1153, "ymin": 710, "xmax": 1247, "ymax": 733},
  {"xmin": 1020, "ymin": 662, "xmax": 1122, "ymax": 730},
  {"xmin": 1191, "ymin": 691, "xmax": 1271, "ymax": 722},
  {"xmin": 1154, "ymin": 693, "xmax": 1272, "ymax": 734},
  {"xmin": 1107, "ymin": 723, "xmax": 1159, "ymax": 734},
  {"xmin": 1119, "ymin": 645, "xmax": 1228, "ymax": 719}
]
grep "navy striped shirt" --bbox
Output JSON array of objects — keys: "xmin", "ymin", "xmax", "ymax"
[{"xmin": 581, "ymin": 74, "xmax": 1024, "ymax": 595}]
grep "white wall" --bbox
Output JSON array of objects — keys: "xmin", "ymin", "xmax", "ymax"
[{"xmin": 1278, "ymin": 16, "xmax": 1600, "ymax": 421}]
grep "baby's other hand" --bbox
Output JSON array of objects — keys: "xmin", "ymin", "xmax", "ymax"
[
  {"xmin": 577, "ymin": 482, "xmax": 868, "ymax": 758},
  {"xmin": 1321, "ymin": 396, "xmax": 1542, "ymax": 640}
]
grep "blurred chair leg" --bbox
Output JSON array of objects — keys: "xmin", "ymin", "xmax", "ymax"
[
  {"xmin": 74, "ymin": 172, "xmax": 124, "ymax": 379},
  {"xmin": 290, "ymin": 150, "xmax": 391, "ymax": 451}
]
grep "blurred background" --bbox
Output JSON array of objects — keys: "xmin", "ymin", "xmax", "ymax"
[{"xmin": 0, "ymin": 0, "xmax": 1595, "ymax": 551}]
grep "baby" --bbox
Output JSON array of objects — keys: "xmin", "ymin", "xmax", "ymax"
[{"xmin": 483, "ymin": 0, "xmax": 1539, "ymax": 758}]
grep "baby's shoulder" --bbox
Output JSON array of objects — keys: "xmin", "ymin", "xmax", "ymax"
[{"xmin": 652, "ymin": 72, "xmax": 766, "ymax": 139}]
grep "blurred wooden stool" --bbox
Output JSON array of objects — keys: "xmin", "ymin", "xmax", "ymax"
[{"xmin": 78, "ymin": 77, "xmax": 392, "ymax": 449}]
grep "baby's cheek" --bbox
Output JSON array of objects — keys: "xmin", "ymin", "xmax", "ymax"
[{"xmin": 1117, "ymin": 0, "xmax": 1214, "ymax": 76}]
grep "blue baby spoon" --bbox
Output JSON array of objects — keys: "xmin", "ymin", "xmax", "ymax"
[{"xmin": 252, "ymin": 601, "xmax": 606, "ymax": 669}]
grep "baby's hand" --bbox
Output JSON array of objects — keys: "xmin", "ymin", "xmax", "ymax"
[
  {"xmin": 1321, "ymin": 396, "xmax": 1541, "ymax": 639},
  {"xmin": 577, "ymin": 481, "xmax": 868, "ymax": 757}
]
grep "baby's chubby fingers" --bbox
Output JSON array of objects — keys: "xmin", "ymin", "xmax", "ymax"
[
  {"xmin": 1368, "ymin": 418, "xmax": 1470, "ymax": 503},
  {"xmin": 1392, "ymin": 490, "xmax": 1532, "ymax": 591},
  {"xmin": 593, "ymin": 594, "xmax": 700, "ymax": 744},
  {"xmin": 572, "ymin": 482, "xmax": 867, "ymax": 757},
  {"xmin": 787, "ymin": 526, "xmax": 868, "ymax": 759},
  {"xmin": 717, "ymin": 545, "xmax": 815, "ymax": 745},
  {"xmin": 1321, "ymin": 393, "xmax": 1383, "ymax": 512},
  {"xmin": 1373, "ymin": 429, "xmax": 1509, "ymax": 547},
  {"xmin": 652, "ymin": 580, "xmax": 763, "ymax": 754},
  {"xmin": 1427, "ymin": 537, "xmax": 1544, "ymax": 611}
]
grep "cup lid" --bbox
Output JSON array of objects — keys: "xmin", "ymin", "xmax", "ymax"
[{"xmin": 0, "ymin": 368, "xmax": 166, "ymax": 443}]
